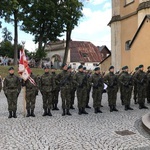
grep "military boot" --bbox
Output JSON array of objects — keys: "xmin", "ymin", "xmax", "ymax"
[
  {"xmin": 127, "ymin": 105, "xmax": 134, "ymax": 110},
  {"xmin": 113, "ymin": 105, "xmax": 118, "ymax": 111},
  {"xmin": 110, "ymin": 106, "xmax": 113, "ymax": 112},
  {"xmin": 86, "ymin": 105, "xmax": 91, "ymax": 109},
  {"xmin": 78, "ymin": 109, "xmax": 82, "ymax": 115},
  {"xmin": 97, "ymin": 107, "xmax": 102, "ymax": 113},
  {"xmin": 139, "ymin": 103, "xmax": 143, "ymax": 109},
  {"xmin": 55, "ymin": 104, "xmax": 59, "ymax": 110},
  {"xmin": 47, "ymin": 109, "xmax": 52, "ymax": 116},
  {"xmin": 125, "ymin": 105, "xmax": 128, "ymax": 111},
  {"xmin": 142, "ymin": 105, "xmax": 148, "ymax": 109},
  {"xmin": 134, "ymin": 99, "xmax": 138, "ymax": 104},
  {"xmin": 70, "ymin": 105, "xmax": 75, "ymax": 109},
  {"xmin": 8, "ymin": 111, "xmax": 12, "ymax": 118},
  {"xmin": 82, "ymin": 108, "xmax": 88, "ymax": 114},
  {"xmin": 30, "ymin": 109, "xmax": 35, "ymax": 117},
  {"xmin": 52, "ymin": 104, "xmax": 55, "ymax": 110},
  {"xmin": 13, "ymin": 111, "xmax": 17, "ymax": 118},
  {"xmin": 42, "ymin": 109, "xmax": 47, "ymax": 116},
  {"xmin": 26, "ymin": 109, "xmax": 30, "ymax": 117},
  {"xmin": 62, "ymin": 109, "xmax": 66, "ymax": 116},
  {"xmin": 66, "ymin": 109, "xmax": 72, "ymax": 116},
  {"xmin": 94, "ymin": 108, "xmax": 98, "ymax": 114}
]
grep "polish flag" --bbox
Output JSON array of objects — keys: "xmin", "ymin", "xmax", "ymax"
[{"xmin": 18, "ymin": 49, "xmax": 31, "ymax": 81}]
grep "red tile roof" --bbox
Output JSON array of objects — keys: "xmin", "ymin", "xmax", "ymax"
[{"xmin": 69, "ymin": 41, "xmax": 102, "ymax": 62}]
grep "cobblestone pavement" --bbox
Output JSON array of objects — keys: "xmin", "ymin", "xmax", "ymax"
[{"xmin": 0, "ymin": 90, "xmax": 150, "ymax": 150}]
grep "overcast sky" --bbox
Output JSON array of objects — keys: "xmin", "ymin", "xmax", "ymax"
[{"xmin": 0, "ymin": 0, "xmax": 112, "ymax": 52}]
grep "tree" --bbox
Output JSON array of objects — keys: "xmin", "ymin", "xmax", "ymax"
[
  {"xmin": 60, "ymin": 0, "xmax": 83, "ymax": 65},
  {"xmin": 21, "ymin": 0, "xmax": 64, "ymax": 56},
  {"xmin": 0, "ymin": 0, "xmax": 26, "ymax": 65},
  {"xmin": 2, "ymin": 27, "xmax": 13, "ymax": 42}
]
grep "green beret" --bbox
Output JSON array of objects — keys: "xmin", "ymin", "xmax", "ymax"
[
  {"xmin": 147, "ymin": 66, "xmax": 150, "ymax": 69},
  {"xmin": 122, "ymin": 66, "xmax": 128, "ymax": 70},
  {"xmin": 135, "ymin": 67, "xmax": 139, "ymax": 71},
  {"xmin": 67, "ymin": 66, "xmax": 71, "ymax": 70},
  {"xmin": 8, "ymin": 67, "xmax": 14, "ymax": 71},
  {"xmin": 94, "ymin": 67, "xmax": 100, "ymax": 71},
  {"xmin": 109, "ymin": 66, "xmax": 114, "ymax": 70},
  {"xmin": 78, "ymin": 65, "xmax": 83, "ymax": 69},
  {"xmin": 83, "ymin": 67, "xmax": 86, "ymax": 70},
  {"xmin": 139, "ymin": 64, "xmax": 144, "ymax": 68},
  {"xmin": 44, "ymin": 66, "xmax": 49, "ymax": 69},
  {"xmin": 62, "ymin": 63, "xmax": 67, "ymax": 68}
]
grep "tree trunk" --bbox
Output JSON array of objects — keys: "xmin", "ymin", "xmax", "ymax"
[
  {"xmin": 62, "ymin": 30, "xmax": 71, "ymax": 66},
  {"xmin": 13, "ymin": 10, "xmax": 18, "ymax": 65}
]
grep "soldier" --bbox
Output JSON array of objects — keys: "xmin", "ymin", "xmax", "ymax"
[
  {"xmin": 68, "ymin": 66, "xmax": 76, "ymax": 109},
  {"xmin": 39, "ymin": 66, "xmax": 54, "ymax": 116},
  {"xmin": 134, "ymin": 64, "xmax": 148, "ymax": 109},
  {"xmin": 119, "ymin": 66, "xmax": 134, "ymax": 111},
  {"xmin": 51, "ymin": 67, "xmax": 60, "ymax": 110},
  {"xmin": 56, "ymin": 64, "xmax": 72, "ymax": 116},
  {"xmin": 146, "ymin": 66, "xmax": 150, "ymax": 103},
  {"xmin": 3, "ymin": 67, "xmax": 21, "ymax": 118},
  {"xmin": 0, "ymin": 74, "xmax": 2, "ymax": 92},
  {"xmin": 104, "ymin": 66, "xmax": 119, "ymax": 112},
  {"xmin": 132, "ymin": 67, "xmax": 139, "ymax": 104},
  {"xmin": 89, "ymin": 67, "xmax": 103, "ymax": 113},
  {"xmin": 24, "ymin": 72, "xmax": 38, "ymax": 117},
  {"xmin": 74, "ymin": 65, "xmax": 88, "ymax": 115}
]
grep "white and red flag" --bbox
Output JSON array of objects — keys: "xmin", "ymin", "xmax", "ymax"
[{"xmin": 18, "ymin": 49, "xmax": 31, "ymax": 81}]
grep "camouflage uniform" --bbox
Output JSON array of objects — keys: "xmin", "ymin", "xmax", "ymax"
[
  {"xmin": 74, "ymin": 70, "xmax": 88, "ymax": 115},
  {"xmin": 104, "ymin": 71, "xmax": 118, "ymax": 112},
  {"xmin": 134, "ymin": 69, "xmax": 148, "ymax": 109},
  {"xmin": 3, "ymin": 73, "xmax": 21, "ymax": 118},
  {"xmin": 40, "ymin": 72, "xmax": 54, "ymax": 116},
  {"xmin": 25, "ymin": 73, "xmax": 38, "ymax": 117},
  {"xmin": 0, "ymin": 76, "xmax": 2, "ymax": 92},
  {"xmin": 51, "ymin": 72, "xmax": 60, "ymax": 110},
  {"xmin": 119, "ymin": 71, "xmax": 133, "ymax": 110},
  {"xmin": 146, "ymin": 70, "xmax": 150, "ymax": 103},
  {"xmin": 89, "ymin": 72, "xmax": 104, "ymax": 113},
  {"xmin": 57, "ymin": 70, "xmax": 72, "ymax": 116},
  {"xmin": 118, "ymin": 71, "xmax": 124, "ymax": 105}
]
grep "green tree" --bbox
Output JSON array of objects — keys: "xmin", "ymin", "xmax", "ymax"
[
  {"xmin": 2, "ymin": 27, "xmax": 13, "ymax": 42},
  {"xmin": 60, "ymin": 0, "xmax": 83, "ymax": 65}
]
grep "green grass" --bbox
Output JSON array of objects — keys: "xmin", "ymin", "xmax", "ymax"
[{"xmin": 0, "ymin": 66, "xmax": 61, "ymax": 78}]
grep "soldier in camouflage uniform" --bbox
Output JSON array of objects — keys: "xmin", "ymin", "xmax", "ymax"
[
  {"xmin": 132, "ymin": 67, "xmax": 139, "ymax": 104},
  {"xmin": 104, "ymin": 66, "xmax": 119, "ymax": 112},
  {"xmin": 89, "ymin": 67, "xmax": 103, "ymax": 113},
  {"xmin": 67, "ymin": 66, "xmax": 76, "ymax": 109},
  {"xmin": 74, "ymin": 65, "xmax": 88, "ymax": 115},
  {"xmin": 24, "ymin": 72, "xmax": 38, "ymax": 117},
  {"xmin": 39, "ymin": 66, "xmax": 54, "ymax": 116},
  {"xmin": 3, "ymin": 67, "xmax": 21, "ymax": 118},
  {"xmin": 0, "ymin": 75, "xmax": 2, "ymax": 92},
  {"xmin": 146, "ymin": 66, "xmax": 150, "ymax": 103},
  {"xmin": 56, "ymin": 64, "xmax": 72, "ymax": 116},
  {"xmin": 51, "ymin": 67, "xmax": 60, "ymax": 110},
  {"xmin": 134, "ymin": 65, "xmax": 148, "ymax": 109},
  {"xmin": 119, "ymin": 66, "xmax": 134, "ymax": 111}
]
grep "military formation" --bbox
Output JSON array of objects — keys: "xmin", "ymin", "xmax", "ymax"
[{"xmin": 1, "ymin": 64, "xmax": 149, "ymax": 118}]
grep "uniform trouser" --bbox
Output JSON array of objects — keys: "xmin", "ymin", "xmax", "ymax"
[
  {"xmin": 92, "ymin": 88, "xmax": 103, "ymax": 108},
  {"xmin": 107, "ymin": 87, "xmax": 118, "ymax": 106},
  {"xmin": 70, "ymin": 88, "xmax": 76, "ymax": 105},
  {"xmin": 120, "ymin": 85, "xmax": 123, "ymax": 102},
  {"xmin": 41, "ymin": 91, "xmax": 52, "ymax": 109},
  {"xmin": 26, "ymin": 90, "xmax": 36, "ymax": 110},
  {"xmin": 146, "ymin": 85, "xmax": 150, "ymax": 102},
  {"xmin": 133, "ymin": 84, "xmax": 138, "ymax": 100},
  {"xmin": 122, "ymin": 86, "xmax": 132, "ymax": 106},
  {"xmin": 52, "ymin": 89, "xmax": 60, "ymax": 105},
  {"xmin": 60, "ymin": 87, "xmax": 71, "ymax": 109},
  {"xmin": 137, "ymin": 85, "xmax": 146, "ymax": 105},
  {"xmin": 77, "ymin": 87, "xmax": 87, "ymax": 109},
  {"xmin": 6, "ymin": 90, "xmax": 18, "ymax": 111},
  {"xmin": 86, "ymin": 87, "xmax": 91, "ymax": 105}
]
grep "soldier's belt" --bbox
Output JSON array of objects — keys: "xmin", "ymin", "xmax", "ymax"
[{"xmin": 8, "ymin": 87, "xmax": 17, "ymax": 89}]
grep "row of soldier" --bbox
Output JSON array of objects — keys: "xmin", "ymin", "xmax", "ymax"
[{"xmin": 1, "ymin": 64, "xmax": 149, "ymax": 118}]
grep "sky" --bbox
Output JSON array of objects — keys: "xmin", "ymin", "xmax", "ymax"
[{"xmin": 0, "ymin": 0, "xmax": 112, "ymax": 52}]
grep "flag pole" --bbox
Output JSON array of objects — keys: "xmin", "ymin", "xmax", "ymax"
[{"xmin": 22, "ymin": 41, "xmax": 26, "ymax": 117}]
